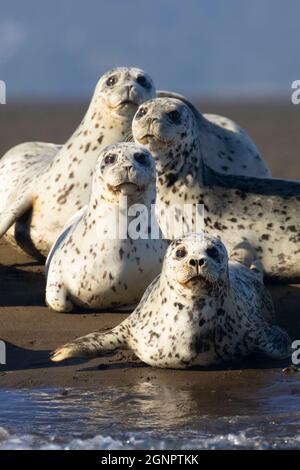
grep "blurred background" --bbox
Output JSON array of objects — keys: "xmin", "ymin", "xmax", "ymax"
[{"xmin": 0, "ymin": 0, "xmax": 299, "ymax": 177}]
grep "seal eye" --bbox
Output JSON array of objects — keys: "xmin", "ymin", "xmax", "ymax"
[
  {"xmin": 104, "ymin": 153, "xmax": 117, "ymax": 165},
  {"xmin": 175, "ymin": 247, "xmax": 187, "ymax": 258},
  {"xmin": 106, "ymin": 75, "xmax": 118, "ymax": 87},
  {"xmin": 206, "ymin": 246, "xmax": 219, "ymax": 260},
  {"xmin": 136, "ymin": 75, "xmax": 151, "ymax": 89},
  {"xmin": 135, "ymin": 107, "xmax": 147, "ymax": 120},
  {"xmin": 134, "ymin": 152, "xmax": 148, "ymax": 165},
  {"xmin": 168, "ymin": 110, "xmax": 181, "ymax": 124}
]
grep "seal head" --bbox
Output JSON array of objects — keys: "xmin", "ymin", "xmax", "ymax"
[
  {"xmin": 96, "ymin": 67, "xmax": 156, "ymax": 119},
  {"xmin": 164, "ymin": 233, "xmax": 228, "ymax": 296},
  {"xmin": 132, "ymin": 97, "xmax": 197, "ymax": 173},
  {"xmin": 97, "ymin": 142, "xmax": 156, "ymax": 200}
]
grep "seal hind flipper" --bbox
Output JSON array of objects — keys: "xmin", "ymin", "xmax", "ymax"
[
  {"xmin": 255, "ymin": 325, "xmax": 291, "ymax": 360},
  {"xmin": 249, "ymin": 260, "xmax": 264, "ymax": 282},
  {"xmin": 229, "ymin": 240, "xmax": 257, "ymax": 268},
  {"xmin": 230, "ymin": 241, "xmax": 264, "ymax": 281}
]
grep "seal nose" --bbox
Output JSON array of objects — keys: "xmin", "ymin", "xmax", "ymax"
[
  {"xmin": 189, "ymin": 257, "xmax": 206, "ymax": 268},
  {"xmin": 125, "ymin": 85, "xmax": 132, "ymax": 100},
  {"xmin": 127, "ymin": 84, "xmax": 135, "ymax": 95},
  {"xmin": 124, "ymin": 164, "xmax": 133, "ymax": 171},
  {"xmin": 148, "ymin": 117, "xmax": 160, "ymax": 133}
]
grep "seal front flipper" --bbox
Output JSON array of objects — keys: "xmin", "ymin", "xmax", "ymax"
[
  {"xmin": 46, "ymin": 280, "xmax": 74, "ymax": 313},
  {"xmin": 51, "ymin": 322, "xmax": 130, "ymax": 362},
  {"xmin": 0, "ymin": 189, "xmax": 32, "ymax": 238}
]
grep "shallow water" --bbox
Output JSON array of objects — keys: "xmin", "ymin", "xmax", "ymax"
[{"xmin": 1, "ymin": 379, "xmax": 300, "ymax": 450}]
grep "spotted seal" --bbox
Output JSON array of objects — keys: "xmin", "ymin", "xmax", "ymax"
[
  {"xmin": 0, "ymin": 67, "xmax": 156, "ymax": 258},
  {"xmin": 51, "ymin": 233, "xmax": 290, "ymax": 367},
  {"xmin": 132, "ymin": 97, "xmax": 300, "ymax": 281},
  {"xmin": 133, "ymin": 96, "xmax": 270, "ymax": 177},
  {"xmin": 45, "ymin": 142, "xmax": 168, "ymax": 312}
]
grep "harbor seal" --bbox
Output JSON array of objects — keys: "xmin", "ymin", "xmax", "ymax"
[
  {"xmin": 0, "ymin": 67, "xmax": 156, "ymax": 258},
  {"xmin": 45, "ymin": 142, "xmax": 169, "ymax": 312},
  {"xmin": 133, "ymin": 97, "xmax": 270, "ymax": 177},
  {"xmin": 132, "ymin": 98, "xmax": 300, "ymax": 281},
  {"xmin": 51, "ymin": 233, "xmax": 290, "ymax": 367}
]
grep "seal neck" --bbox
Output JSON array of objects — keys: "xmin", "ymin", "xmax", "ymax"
[
  {"xmin": 50, "ymin": 93, "xmax": 133, "ymax": 169},
  {"xmin": 85, "ymin": 183, "xmax": 157, "ymax": 238},
  {"xmin": 156, "ymin": 136, "xmax": 205, "ymax": 190}
]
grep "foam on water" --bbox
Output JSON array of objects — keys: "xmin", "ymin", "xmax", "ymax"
[{"xmin": 2, "ymin": 428, "xmax": 300, "ymax": 450}]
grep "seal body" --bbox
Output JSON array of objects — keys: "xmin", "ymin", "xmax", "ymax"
[
  {"xmin": 132, "ymin": 98, "xmax": 300, "ymax": 281},
  {"xmin": 0, "ymin": 67, "xmax": 156, "ymax": 258},
  {"xmin": 0, "ymin": 142, "xmax": 61, "ymax": 214},
  {"xmin": 51, "ymin": 233, "xmax": 290, "ymax": 368},
  {"xmin": 0, "ymin": 142, "xmax": 62, "ymax": 256},
  {"xmin": 46, "ymin": 143, "xmax": 168, "ymax": 312}
]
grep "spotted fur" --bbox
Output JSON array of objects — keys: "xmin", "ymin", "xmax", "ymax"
[
  {"xmin": 0, "ymin": 67, "xmax": 156, "ymax": 258},
  {"xmin": 51, "ymin": 233, "xmax": 291, "ymax": 367},
  {"xmin": 132, "ymin": 98, "xmax": 300, "ymax": 281},
  {"xmin": 46, "ymin": 143, "xmax": 169, "ymax": 312}
]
